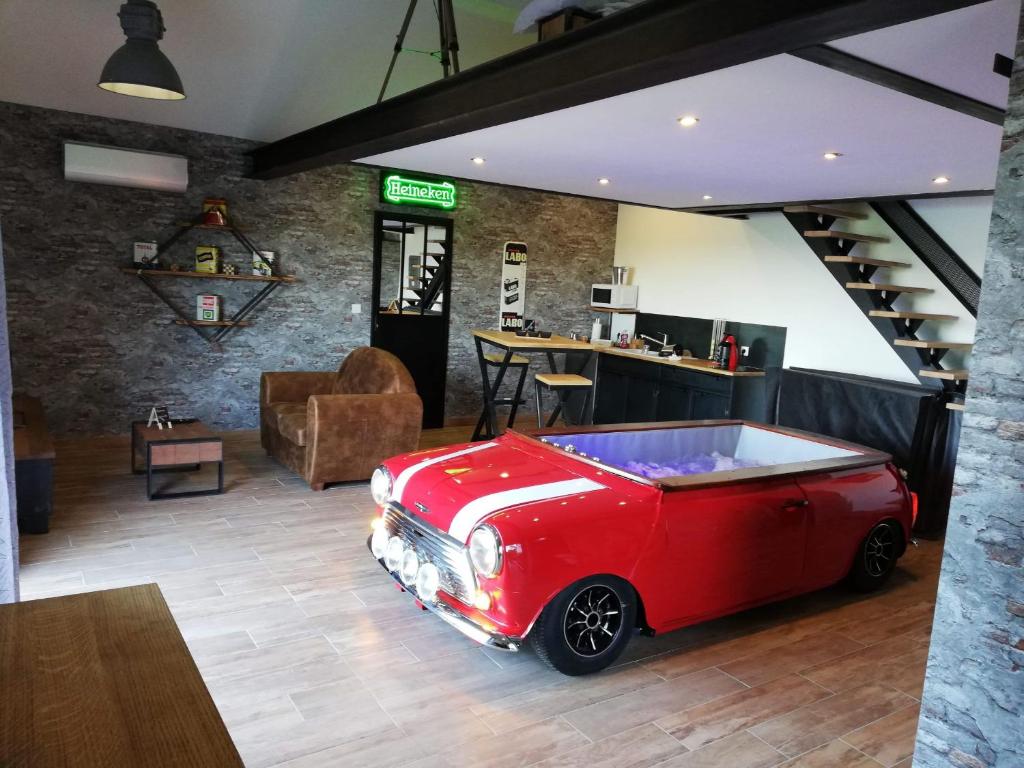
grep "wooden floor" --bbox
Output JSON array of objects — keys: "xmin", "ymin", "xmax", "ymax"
[{"xmin": 18, "ymin": 429, "xmax": 942, "ymax": 768}]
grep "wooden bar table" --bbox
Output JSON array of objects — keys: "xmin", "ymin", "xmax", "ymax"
[
  {"xmin": 472, "ymin": 329, "xmax": 596, "ymax": 440},
  {"xmin": 0, "ymin": 584, "xmax": 243, "ymax": 768}
]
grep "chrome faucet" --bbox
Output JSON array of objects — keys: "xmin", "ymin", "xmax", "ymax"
[{"xmin": 640, "ymin": 332, "xmax": 672, "ymax": 351}]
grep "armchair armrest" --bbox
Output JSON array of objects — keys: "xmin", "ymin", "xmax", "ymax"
[
  {"xmin": 305, "ymin": 393, "xmax": 423, "ymax": 485},
  {"xmin": 260, "ymin": 371, "xmax": 335, "ymax": 406}
]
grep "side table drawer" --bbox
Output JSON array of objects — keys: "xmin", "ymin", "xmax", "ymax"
[{"xmin": 150, "ymin": 440, "xmax": 222, "ymax": 467}]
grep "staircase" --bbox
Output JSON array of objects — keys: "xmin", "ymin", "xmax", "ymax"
[
  {"xmin": 783, "ymin": 205, "xmax": 972, "ymax": 406},
  {"xmin": 402, "ymin": 241, "xmax": 448, "ymax": 314}
]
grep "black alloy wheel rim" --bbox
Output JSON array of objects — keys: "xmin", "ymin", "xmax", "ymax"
[
  {"xmin": 864, "ymin": 524, "xmax": 895, "ymax": 577},
  {"xmin": 563, "ymin": 585, "xmax": 623, "ymax": 657}
]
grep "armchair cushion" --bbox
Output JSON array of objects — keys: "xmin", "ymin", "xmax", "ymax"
[
  {"xmin": 278, "ymin": 411, "xmax": 308, "ymax": 446},
  {"xmin": 270, "ymin": 402, "xmax": 305, "ymax": 430}
]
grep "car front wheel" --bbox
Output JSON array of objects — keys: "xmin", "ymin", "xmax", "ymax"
[{"xmin": 531, "ymin": 575, "xmax": 636, "ymax": 676}]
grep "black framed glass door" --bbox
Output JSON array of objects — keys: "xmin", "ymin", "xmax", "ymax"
[{"xmin": 371, "ymin": 212, "xmax": 453, "ymax": 429}]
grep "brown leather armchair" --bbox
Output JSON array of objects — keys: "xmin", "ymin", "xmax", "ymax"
[{"xmin": 260, "ymin": 347, "xmax": 422, "ymax": 490}]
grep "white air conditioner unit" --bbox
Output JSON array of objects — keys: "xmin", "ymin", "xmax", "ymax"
[{"xmin": 63, "ymin": 141, "xmax": 188, "ymax": 193}]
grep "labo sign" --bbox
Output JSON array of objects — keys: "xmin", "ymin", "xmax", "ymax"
[{"xmin": 381, "ymin": 173, "xmax": 457, "ymax": 210}]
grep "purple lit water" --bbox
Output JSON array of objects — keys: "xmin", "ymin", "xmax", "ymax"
[{"xmin": 623, "ymin": 453, "xmax": 765, "ymax": 479}]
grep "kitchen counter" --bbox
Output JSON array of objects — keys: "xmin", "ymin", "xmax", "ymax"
[{"xmin": 597, "ymin": 346, "xmax": 766, "ymax": 378}]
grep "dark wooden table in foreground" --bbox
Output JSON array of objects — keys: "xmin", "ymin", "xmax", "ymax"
[{"xmin": 0, "ymin": 584, "xmax": 243, "ymax": 768}]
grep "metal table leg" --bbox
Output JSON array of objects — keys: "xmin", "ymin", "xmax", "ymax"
[{"xmin": 471, "ymin": 340, "xmax": 513, "ymax": 441}]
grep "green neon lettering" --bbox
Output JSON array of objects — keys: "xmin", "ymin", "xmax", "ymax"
[{"xmin": 382, "ymin": 175, "xmax": 457, "ymax": 209}]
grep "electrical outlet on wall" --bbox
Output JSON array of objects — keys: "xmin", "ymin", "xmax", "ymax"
[
  {"xmin": 740, "ymin": 346, "xmax": 750, "ymax": 357},
  {"xmin": 351, "ymin": 303, "xmax": 362, "ymax": 314}
]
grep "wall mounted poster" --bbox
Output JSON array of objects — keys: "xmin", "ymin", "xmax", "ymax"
[{"xmin": 500, "ymin": 242, "xmax": 528, "ymax": 332}]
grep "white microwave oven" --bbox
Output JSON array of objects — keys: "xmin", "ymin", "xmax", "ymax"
[{"xmin": 591, "ymin": 283, "xmax": 638, "ymax": 309}]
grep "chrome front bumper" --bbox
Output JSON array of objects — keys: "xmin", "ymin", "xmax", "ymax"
[{"xmin": 368, "ymin": 539, "xmax": 520, "ymax": 652}]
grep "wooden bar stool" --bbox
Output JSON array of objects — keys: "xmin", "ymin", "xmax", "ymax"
[
  {"xmin": 473, "ymin": 353, "xmax": 531, "ymax": 437},
  {"xmin": 534, "ymin": 373, "xmax": 593, "ymax": 428}
]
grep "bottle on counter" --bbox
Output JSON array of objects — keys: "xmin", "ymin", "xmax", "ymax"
[{"xmin": 716, "ymin": 334, "xmax": 739, "ymax": 371}]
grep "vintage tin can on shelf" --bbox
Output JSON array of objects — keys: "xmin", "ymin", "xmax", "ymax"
[
  {"xmin": 195, "ymin": 245, "xmax": 221, "ymax": 273},
  {"xmin": 196, "ymin": 294, "xmax": 221, "ymax": 322},
  {"xmin": 252, "ymin": 250, "xmax": 275, "ymax": 277}
]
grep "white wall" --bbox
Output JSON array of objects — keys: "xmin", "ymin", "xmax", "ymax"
[
  {"xmin": 613, "ymin": 198, "xmax": 992, "ymax": 383},
  {"xmin": 909, "ymin": 196, "xmax": 992, "ymax": 275}
]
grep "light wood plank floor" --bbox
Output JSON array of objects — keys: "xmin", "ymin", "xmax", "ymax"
[{"xmin": 18, "ymin": 430, "xmax": 941, "ymax": 768}]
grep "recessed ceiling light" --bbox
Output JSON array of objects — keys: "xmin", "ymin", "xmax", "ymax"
[
  {"xmin": 598, "ymin": 177, "xmax": 610, "ymax": 186},
  {"xmin": 933, "ymin": 175, "xmax": 950, "ymax": 185},
  {"xmin": 471, "ymin": 156, "xmax": 485, "ymax": 165},
  {"xmin": 702, "ymin": 195, "xmax": 713, "ymax": 200},
  {"xmin": 823, "ymin": 151, "xmax": 843, "ymax": 160},
  {"xmin": 677, "ymin": 115, "xmax": 699, "ymax": 127}
]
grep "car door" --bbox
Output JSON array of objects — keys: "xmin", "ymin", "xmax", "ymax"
[{"xmin": 660, "ymin": 478, "xmax": 810, "ymax": 624}]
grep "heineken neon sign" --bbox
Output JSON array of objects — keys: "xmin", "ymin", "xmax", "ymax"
[{"xmin": 382, "ymin": 173, "xmax": 457, "ymax": 210}]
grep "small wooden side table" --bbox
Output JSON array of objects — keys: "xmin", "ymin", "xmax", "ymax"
[{"xmin": 131, "ymin": 420, "xmax": 224, "ymax": 500}]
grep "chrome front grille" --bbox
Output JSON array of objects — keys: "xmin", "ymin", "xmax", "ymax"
[{"xmin": 382, "ymin": 503, "xmax": 476, "ymax": 605}]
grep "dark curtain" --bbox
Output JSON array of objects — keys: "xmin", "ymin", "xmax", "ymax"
[{"xmin": 777, "ymin": 368, "xmax": 959, "ymax": 538}]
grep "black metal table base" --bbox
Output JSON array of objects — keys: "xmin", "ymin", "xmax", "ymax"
[
  {"xmin": 146, "ymin": 441, "xmax": 224, "ymax": 501},
  {"xmin": 471, "ymin": 337, "xmax": 595, "ymax": 441}
]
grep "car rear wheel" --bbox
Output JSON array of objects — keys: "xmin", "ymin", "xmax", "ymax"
[
  {"xmin": 847, "ymin": 520, "xmax": 902, "ymax": 592},
  {"xmin": 531, "ymin": 575, "xmax": 636, "ymax": 676}
]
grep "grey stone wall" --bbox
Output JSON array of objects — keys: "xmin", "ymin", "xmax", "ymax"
[
  {"xmin": 0, "ymin": 222, "xmax": 18, "ymax": 603},
  {"xmin": 914, "ymin": 10, "xmax": 1024, "ymax": 768},
  {"xmin": 0, "ymin": 101, "xmax": 617, "ymax": 434}
]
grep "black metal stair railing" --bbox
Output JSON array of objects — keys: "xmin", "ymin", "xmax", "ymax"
[{"xmin": 870, "ymin": 201, "xmax": 981, "ymax": 317}]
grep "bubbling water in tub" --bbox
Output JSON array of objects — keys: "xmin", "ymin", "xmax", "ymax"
[{"xmin": 623, "ymin": 452, "xmax": 766, "ymax": 479}]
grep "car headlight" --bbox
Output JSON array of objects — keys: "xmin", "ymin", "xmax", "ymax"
[
  {"xmin": 384, "ymin": 536, "xmax": 404, "ymax": 572},
  {"xmin": 400, "ymin": 549, "xmax": 420, "ymax": 585},
  {"xmin": 370, "ymin": 466, "xmax": 393, "ymax": 506},
  {"xmin": 468, "ymin": 524, "xmax": 502, "ymax": 578},
  {"xmin": 370, "ymin": 525, "xmax": 390, "ymax": 559},
  {"xmin": 416, "ymin": 563, "xmax": 440, "ymax": 602}
]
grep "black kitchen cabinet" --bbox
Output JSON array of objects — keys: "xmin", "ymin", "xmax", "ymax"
[
  {"xmin": 593, "ymin": 352, "xmax": 766, "ymax": 424},
  {"xmin": 690, "ymin": 389, "xmax": 732, "ymax": 420}
]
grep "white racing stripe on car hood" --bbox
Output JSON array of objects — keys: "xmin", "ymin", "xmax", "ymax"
[
  {"xmin": 448, "ymin": 478, "xmax": 606, "ymax": 542},
  {"xmin": 391, "ymin": 442, "xmax": 498, "ymax": 502}
]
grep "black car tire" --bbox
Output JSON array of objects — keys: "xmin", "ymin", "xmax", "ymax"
[
  {"xmin": 531, "ymin": 575, "xmax": 636, "ymax": 676},
  {"xmin": 847, "ymin": 520, "xmax": 902, "ymax": 592}
]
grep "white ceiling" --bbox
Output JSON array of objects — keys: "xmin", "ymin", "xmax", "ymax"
[
  {"xmin": 361, "ymin": 0, "xmax": 1019, "ymax": 208},
  {"xmin": 0, "ymin": 0, "xmax": 530, "ymax": 142}
]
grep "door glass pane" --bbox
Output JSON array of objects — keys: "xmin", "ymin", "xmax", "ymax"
[{"xmin": 379, "ymin": 220, "xmax": 405, "ymax": 313}]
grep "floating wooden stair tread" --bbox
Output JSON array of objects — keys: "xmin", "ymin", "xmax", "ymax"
[
  {"xmin": 784, "ymin": 205, "xmax": 867, "ymax": 220},
  {"xmin": 825, "ymin": 255, "xmax": 909, "ymax": 268},
  {"xmin": 947, "ymin": 402, "xmax": 966, "ymax": 411},
  {"xmin": 804, "ymin": 230, "xmax": 889, "ymax": 243},
  {"xmin": 869, "ymin": 310, "xmax": 958, "ymax": 321},
  {"xmin": 894, "ymin": 340, "xmax": 974, "ymax": 350},
  {"xmin": 919, "ymin": 368, "xmax": 969, "ymax": 381},
  {"xmin": 847, "ymin": 282, "xmax": 933, "ymax": 294},
  {"xmin": 120, "ymin": 267, "xmax": 297, "ymax": 283}
]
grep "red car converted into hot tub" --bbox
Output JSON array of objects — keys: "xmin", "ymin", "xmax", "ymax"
[{"xmin": 367, "ymin": 420, "xmax": 913, "ymax": 675}]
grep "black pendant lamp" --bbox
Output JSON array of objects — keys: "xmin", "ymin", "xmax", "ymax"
[{"xmin": 98, "ymin": 0, "xmax": 185, "ymax": 100}]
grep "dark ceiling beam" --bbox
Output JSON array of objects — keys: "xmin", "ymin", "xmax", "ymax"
[
  {"xmin": 681, "ymin": 188, "xmax": 994, "ymax": 217},
  {"xmin": 249, "ymin": 0, "xmax": 989, "ymax": 179},
  {"xmin": 791, "ymin": 44, "xmax": 1006, "ymax": 125}
]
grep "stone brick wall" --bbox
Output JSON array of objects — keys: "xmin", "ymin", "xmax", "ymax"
[
  {"xmin": 914, "ymin": 11, "xmax": 1024, "ymax": 768},
  {"xmin": 0, "ymin": 222, "xmax": 17, "ymax": 603},
  {"xmin": 0, "ymin": 102, "xmax": 617, "ymax": 434}
]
